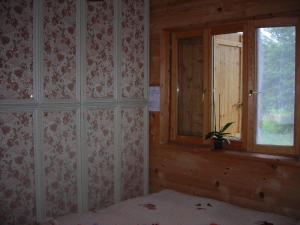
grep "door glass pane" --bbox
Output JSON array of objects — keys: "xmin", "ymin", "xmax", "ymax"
[
  {"xmin": 177, "ymin": 37, "xmax": 203, "ymax": 136},
  {"xmin": 256, "ymin": 27, "xmax": 295, "ymax": 146}
]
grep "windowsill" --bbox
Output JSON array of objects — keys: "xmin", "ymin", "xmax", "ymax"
[
  {"xmin": 222, "ymin": 148, "xmax": 299, "ymax": 161},
  {"xmin": 151, "ymin": 142, "xmax": 300, "ymax": 166}
]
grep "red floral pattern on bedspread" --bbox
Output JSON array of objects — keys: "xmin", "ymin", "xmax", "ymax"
[
  {"xmin": 256, "ymin": 222, "xmax": 274, "ymax": 225},
  {"xmin": 0, "ymin": 0, "xmax": 33, "ymax": 99},
  {"xmin": 140, "ymin": 203, "xmax": 156, "ymax": 210}
]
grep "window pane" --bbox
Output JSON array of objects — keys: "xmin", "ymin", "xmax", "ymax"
[
  {"xmin": 256, "ymin": 27, "xmax": 295, "ymax": 146},
  {"xmin": 213, "ymin": 32, "xmax": 243, "ymax": 139},
  {"xmin": 177, "ymin": 37, "xmax": 203, "ymax": 136}
]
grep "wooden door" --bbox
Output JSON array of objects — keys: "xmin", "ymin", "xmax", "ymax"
[{"xmin": 213, "ymin": 33, "xmax": 243, "ymax": 138}]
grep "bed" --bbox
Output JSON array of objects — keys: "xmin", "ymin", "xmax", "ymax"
[{"xmin": 43, "ymin": 189, "xmax": 299, "ymax": 225}]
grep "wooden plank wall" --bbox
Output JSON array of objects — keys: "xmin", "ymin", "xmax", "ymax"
[{"xmin": 149, "ymin": 0, "xmax": 300, "ymax": 219}]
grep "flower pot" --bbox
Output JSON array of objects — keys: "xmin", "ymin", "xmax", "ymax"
[{"xmin": 213, "ymin": 139, "xmax": 223, "ymax": 150}]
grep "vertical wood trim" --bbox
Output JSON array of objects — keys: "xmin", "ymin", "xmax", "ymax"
[
  {"xmin": 247, "ymin": 20, "xmax": 256, "ymax": 152},
  {"xmin": 114, "ymin": 0, "xmax": 121, "ymax": 102},
  {"xmin": 143, "ymin": 105, "xmax": 149, "ymax": 195},
  {"xmin": 33, "ymin": 109, "xmax": 43, "ymax": 222},
  {"xmin": 144, "ymin": 0, "xmax": 149, "ymax": 101},
  {"xmin": 114, "ymin": 105, "xmax": 121, "ymax": 203},
  {"xmin": 39, "ymin": 109, "xmax": 46, "ymax": 220},
  {"xmin": 33, "ymin": 0, "xmax": 41, "ymax": 104},
  {"xmin": 241, "ymin": 23, "xmax": 249, "ymax": 150},
  {"xmin": 203, "ymin": 28, "xmax": 212, "ymax": 143},
  {"xmin": 39, "ymin": 0, "xmax": 45, "ymax": 103},
  {"xmin": 75, "ymin": 107, "xmax": 83, "ymax": 213},
  {"xmin": 295, "ymin": 19, "xmax": 300, "ymax": 156},
  {"xmin": 143, "ymin": 0, "xmax": 149, "ymax": 195},
  {"xmin": 113, "ymin": 0, "xmax": 122, "ymax": 204},
  {"xmin": 81, "ymin": 106, "xmax": 88, "ymax": 211},
  {"xmin": 32, "ymin": 0, "xmax": 40, "ymax": 220},
  {"xmin": 80, "ymin": 0, "xmax": 87, "ymax": 104},
  {"xmin": 78, "ymin": 0, "xmax": 88, "ymax": 212},
  {"xmin": 33, "ymin": 0, "xmax": 45, "ymax": 221},
  {"xmin": 75, "ymin": 0, "xmax": 83, "ymax": 213},
  {"xmin": 159, "ymin": 31, "xmax": 171, "ymax": 143},
  {"xmin": 169, "ymin": 33, "xmax": 178, "ymax": 141},
  {"xmin": 75, "ymin": 0, "xmax": 81, "ymax": 103}
]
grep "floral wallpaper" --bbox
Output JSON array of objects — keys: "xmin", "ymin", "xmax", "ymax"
[
  {"xmin": 43, "ymin": 0, "xmax": 76, "ymax": 99},
  {"xmin": 0, "ymin": 112, "xmax": 35, "ymax": 225},
  {"xmin": 86, "ymin": 109, "xmax": 114, "ymax": 211},
  {"xmin": 0, "ymin": 0, "xmax": 147, "ymax": 222},
  {"xmin": 86, "ymin": 0, "xmax": 114, "ymax": 99},
  {"xmin": 121, "ymin": 0, "xmax": 145, "ymax": 99},
  {"xmin": 121, "ymin": 107, "xmax": 144, "ymax": 200},
  {"xmin": 43, "ymin": 110, "xmax": 78, "ymax": 217},
  {"xmin": 0, "ymin": 0, "xmax": 33, "ymax": 99}
]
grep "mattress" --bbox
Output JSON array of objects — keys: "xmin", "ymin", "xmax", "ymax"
[{"xmin": 43, "ymin": 189, "xmax": 298, "ymax": 225}]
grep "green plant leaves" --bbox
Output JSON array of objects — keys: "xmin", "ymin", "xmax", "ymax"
[
  {"xmin": 220, "ymin": 122, "xmax": 234, "ymax": 133},
  {"xmin": 205, "ymin": 122, "xmax": 234, "ymax": 141}
]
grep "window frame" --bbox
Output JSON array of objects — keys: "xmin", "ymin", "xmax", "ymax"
[
  {"xmin": 248, "ymin": 17, "xmax": 300, "ymax": 156},
  {"xmin": 169, "ymin": 29, "xmax": 211, "ymax": 145},
  {"xmin": 209, "ymin": 23, "xmax": 247, "ymax": 150},
  {"xmin": 161, "ymin": 17, "xmax": 300, "ymax": 157}
]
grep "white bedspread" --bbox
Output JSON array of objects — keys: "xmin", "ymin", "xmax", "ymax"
[{"xmin": 44, "ymin": 189, "xmax": 298, "ymax": 225}]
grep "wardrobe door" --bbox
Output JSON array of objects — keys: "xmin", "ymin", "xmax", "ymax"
[
  {"xmin": 86, "ymin": 0, "xmax": 114, "ymax": 99},
  {"xmin": 86, "ymin": 108, "xmax": 115, "ymax": 210},
  {"xmin": 0, "ymin": 0, "xmax": 33, "ymax": 100},
  {"xmin": 43, "ymin": 110, "xmax": 79, "ymax": 217},
  {"xmin": 0, "ymin": 112, "xmax": 36, "ymax": 225},
  {"xmin": 43, "ymin": 0, "xmax": 77, "ymax": 100},
  {"xmin": 121, "ymin": 107, "xmax": 144, "ymax": 200},
  {"xmin": 121, "ymin": 0, "xmax": 145, "ymax": 99}
]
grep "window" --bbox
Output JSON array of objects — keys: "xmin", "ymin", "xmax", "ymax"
[
  {"xmin": 212, "ymin": 31, "xmax": 243, "ymax": 140},
  {"xmin": 177, "ymin": 36, "xmax": 204, "ymax": 137},
  {"xmin": 256, "ymin": 26, "xmax": 295, "ymax": 146},
  {"xmin": 249, "ymin": 18, "xmax": 300, "ymax": 155},
  {"xmin": 164, "ymin": 17, "xmax": 300, "ymax": 156},
  {"xmin": 170, "ymin": 30, "xmax": 210, "ymax": 144}
]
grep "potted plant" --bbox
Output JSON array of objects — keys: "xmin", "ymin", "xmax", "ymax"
[{"xmin": 205, "ymin": 122, "xmax": 234, "ymax": 150}]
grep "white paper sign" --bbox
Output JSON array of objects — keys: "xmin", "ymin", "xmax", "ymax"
[{"xmin": 149, "ymin": 86, "xmax": 160, "ymax": 112}]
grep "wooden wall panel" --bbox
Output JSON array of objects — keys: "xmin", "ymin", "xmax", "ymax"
[
  {"xmin": 150, "ymin": 144, "xmax": 300, "ymax": 219},
  {"xmin": 150, "ymin": 0, "xmax": 300, "ymax": 34},
  {"xmin": 150, "ymin": 35, "xmax": 161, "ymax": 85},
  {"xmin": 149, "ymin": 0, "xmax": 300, "ymax": 219}
]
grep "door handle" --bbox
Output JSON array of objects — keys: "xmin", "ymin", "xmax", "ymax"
[
  {"xmin": 234, "ymin": 102, "xmax": 243, "ymax": 108},
  {"xmin": 248, "ymin": 90, "xmax": 262, "ymax": 96}
]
